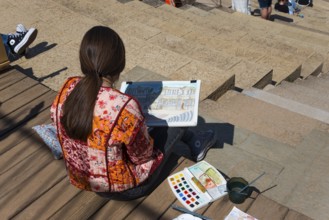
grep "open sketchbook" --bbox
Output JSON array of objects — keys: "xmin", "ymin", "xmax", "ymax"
[
  {"xmin": 167, "ymin": 161, "xmax": 227, "ymax": 211},
  {"xmin": 120, "ymin": 80, "xmax": 201, "ymax": 127}
]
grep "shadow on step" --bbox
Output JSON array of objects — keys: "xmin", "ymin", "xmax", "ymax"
[
  {"xmin": 173, "ymin": 116, "xmax": 235, "ymax": 161},
  {"xmin": 269, "ymin": 14, "xmax": 294, "ymax": 23},
  {"xmin": 15, "ymin": 65, "xmax": 67, "ymax": 83},
  {"xmin": 194, "ymin": 116, "xmax": 235, "ymax": 148},
  {"xmin": 252, "ymin": 9, "xmax": 294, "ymax": 22},
  {"xmin": 25, "ymin": 42, "xmax": 57, "ymax": 59}
]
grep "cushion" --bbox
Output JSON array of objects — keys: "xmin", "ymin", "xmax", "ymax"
[{"xmin": 32, "ymin": 123, "xmax": 63, "ymax": 160}]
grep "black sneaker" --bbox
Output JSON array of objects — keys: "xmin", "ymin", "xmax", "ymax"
[
  {"xmin": 16, "ymin": 24, "xmax": 28, "ymax": 55},
  {"xmin": 7, "ymin": 28, "xmax": 38, "ymax": 54},
  {"xmin": 187, "ymin": 129, "xmax": 216, "ymax": 162}
]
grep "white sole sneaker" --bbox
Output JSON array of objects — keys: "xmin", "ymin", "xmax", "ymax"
[{"xmin": 14, "ymin": 28, "xmax": 38, "ymax": 54}]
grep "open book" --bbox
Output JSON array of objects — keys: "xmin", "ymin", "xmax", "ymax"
[
  {"xmin": 120, "ymin": 80, "xmax": 201, "ymax": 127},
  {"xmin": 167, "ymin": 161, "xmax": 227, "ymax": 211}
]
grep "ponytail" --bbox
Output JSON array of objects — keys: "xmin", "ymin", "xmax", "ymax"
[
  {"xmin": 62, "ymin": 76, "xmax": 102, "ymax": 141},
  {"xmin": 61, "ymin": 26, "xmax": 125, "ymax": 142}
]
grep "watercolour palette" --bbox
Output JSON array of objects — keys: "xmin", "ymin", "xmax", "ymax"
[{"xmin": 168, "ymin": 161, "xmax": 227, "ymax": 211}]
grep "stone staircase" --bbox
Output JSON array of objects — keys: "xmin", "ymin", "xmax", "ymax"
[
  {"xmin": 243, "ymin": 76, "xmax": 329, "ymax": 122},
  {"xmin": 209, "ymin": 0, "xmax": 329, "ymax": 51},
  {"xmin": 1, "ymin": 0, "xmax": 329, "ymax": 219},
  {"xmin": 7, "ymin": 0, "xmax": 328, "ymax": 94},
  {"xmin": 234, "ymin": 73, "xmax": 329, "ymax": 219}
]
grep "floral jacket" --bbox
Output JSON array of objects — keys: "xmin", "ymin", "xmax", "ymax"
[{"xmin": 51, "ymin": 77, "xmax": 163, "ymax": 192}]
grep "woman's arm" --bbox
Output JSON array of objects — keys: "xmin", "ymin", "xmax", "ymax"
[{"xmin": 116, "ymin": 98, "xmax": 155, "ymax": 164}]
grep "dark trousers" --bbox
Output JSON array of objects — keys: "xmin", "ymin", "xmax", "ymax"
[
  {"xmin": 1, "ymin": 34, "xmax": 19, "ymax": 62},
  {"xmin": 96, "ymin": 126, "xmax": 187, "ymax": 200}
]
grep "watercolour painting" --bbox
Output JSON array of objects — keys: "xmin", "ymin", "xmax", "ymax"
[{"xmin": 120, "ymin": 80, "xmax": 201, "ymax": 127}]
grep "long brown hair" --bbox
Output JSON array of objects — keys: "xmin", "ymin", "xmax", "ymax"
[{"xmin": 62, "ymin": 26, "xmax": 126, "ymax": 141}]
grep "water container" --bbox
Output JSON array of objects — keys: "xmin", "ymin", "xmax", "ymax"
[{"xmin": 288, "ymin": 1, "xmax": 294, "ymax": 14}]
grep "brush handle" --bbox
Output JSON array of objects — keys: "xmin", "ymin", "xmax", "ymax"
[
  {"xmin": 171, "ymin": 204, "xmax": 212, "ymax": 220},
  {"xmin": 240, "ymin": 172, "xmax": 266, "ymax": 193}
]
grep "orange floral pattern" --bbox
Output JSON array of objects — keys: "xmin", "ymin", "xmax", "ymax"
[{"xmin": 51, "ymin": 77, "xmax": 163, "ymax": 192}]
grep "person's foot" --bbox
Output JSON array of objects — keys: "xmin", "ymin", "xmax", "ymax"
[
  {"xmin": 187, "ymin": 129, "xmax": 216, "ymax": 162},
  {"xmin": 15, "ymin": 24, "xmax": 29, "ymax": 55},
  {"xmin": 7, "ymin": 27, "xmax": 38, "ymax": 54}
]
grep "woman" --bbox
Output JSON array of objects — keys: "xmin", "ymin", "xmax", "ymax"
[{"xmin": 51, "ymin": 26, "xmax": 215, "ymax": 200}]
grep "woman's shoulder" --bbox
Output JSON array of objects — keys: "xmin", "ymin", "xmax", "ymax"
[
  {"xmin": 57, "ymin": 76, "xmax": 81, "ymax": 95},
  {"xmin": 58, "ymin": 76, "xmax": 81, "ymax": 90},
  {"xmin": 100, "ymin": 86, "xmax": 138, "ymax": 99},
  {"xmin": 65, "ymin": 76, "xmax": 81, "ymax": 85},
  {"xmin": 97, "ymin": 87, "xmax": 135, "ymax": 109},
  {"xmin": 95, "ymin": 88, "xmax": 144, "ymax": 119}
]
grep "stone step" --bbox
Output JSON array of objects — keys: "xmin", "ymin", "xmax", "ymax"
[
  {"xmin": 270, "ymin": 9, "xmax": 329, "ymax": 39},
  {"xmin": 51, "ymin": 0, "xmax": 236, "ymax": 100},
  {"xmin": 265, "ymin": 80, "xmax": 329, "ymax": 111},
  {"xmin": 299, "ymin": 52, "xmax": 325, "ymax": 77},
  {"xmin": 193, "ymin": 114, "xmax": 290, "ymax": 191},
  {"xmin": 122, "ymin": 4, "xmax": 278, "ymax": 87},
  {"xmin": 175, "ymin": 7, "xmax": 325, "ymax": 77},
  {"xmin": 179, "ymin": 7, "xmax": 322, "ymax": 59},
  {"xmin": 51, "ymin": 0, "xmax": 322, "ymax": 85},
  {"xmin": 123, "ymin": 3, "xmax": 321, "ymax": 81},
  {"xmin": 218, "ymin": 0, "xmax": 233, "ymax": 8},
  {"xmin": 147, "ymin": 31, "xmax": 273, "ymax": 89},
  {"xmin": 51, "ymin": 0, "xmax": 271, "ymax": 92},
  {"xmin": 199, "ymin": 90, "xmax": 323, "ymax": 146},
  {"xmin": 127, "ymin": 46, "xmax": 235, "ymax": 100},
  {"xmin": 295, "ymin": 8, "xmax": 329, "ymax": 27},
  {"xmin": 120, "ymin": 63, "xmax": 234, "ymax": 102},
  {"xmin": 175, "ymin": 112, "xmax": 292, "ymax": 197},
  {"xmin": 315, "ymin": 0, "xmax": 329, "ymax": 9},
  {"xmin": 209, "ymin": 8, "xmax": 329, "ymax": 67},
  {"xmin": 254, "ymin": 1, "xmax": 329, "ymax": 29},
  {"xmin": 291, "ymin": 5, "xmax": 329, "ymax": 34},
  {"xmin": 238, "ymin": 34, "xmax": 323, "ymax": 79},
  {"xmin": 320, "ymin": 72, "xmax": 329, "ymax": 78},
  {"xmin": 295, "ymin": 75, "xmax": 329, "ymax": 92},
  {"xmin": 9, "ymin": 0, "xmax": 105, "ymax": 89},
  {"xmin": 118, "ymin": 65, "xmax": 169, "ymax": 84},
  {"xmin": 242, "ymin": 87, "xmax": 329, "ymax": 124},
  {"xmin": 264, "ymin": 129, "xmax": 329, "ymax": 220},
  {"xmin": 196, "ymin": 106, "xmax": 329, "ymax": 219},
  {"xmin": 182, "ymin": 30, "xmax": 303, "ymax": 84},
  {"xmin": 209, "ymin": 8, "xmax": 329, "ymax": 49},
  {"xmin": 193, "ymin": 0, "xmax": 224, "ymax": 9}
]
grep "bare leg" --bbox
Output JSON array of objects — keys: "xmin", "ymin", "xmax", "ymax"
[
  {"xmin": 260, "ymin": 7, "xmax": 272, "ymax": 20},
  {"xmin": 260, "ymin": 8, "xmax": 269, "ymax": 19},
  {"xmin": 267, "ymin": 6, "xmax": 272, "ymax": 19}
]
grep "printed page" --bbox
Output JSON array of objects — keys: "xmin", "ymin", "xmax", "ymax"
[
  {"xmin": 120, "ymin": 80, "xmax": 201, "ymax": 127},
  {"xmin": 225, "ymin": 206, "xmax": 258, "ymax": 220}
]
